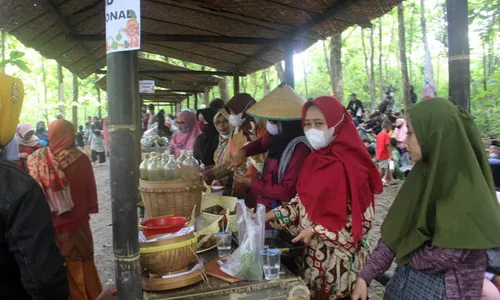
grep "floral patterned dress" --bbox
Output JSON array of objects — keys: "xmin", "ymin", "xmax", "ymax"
[{"xmin": 272, "ymin": 195, "xmax": 373, "ymax": 300}]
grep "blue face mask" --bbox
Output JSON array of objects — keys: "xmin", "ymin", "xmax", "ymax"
[{"xmin": 490, "ymin": 153, "xmax": 499, "ymax": 159}]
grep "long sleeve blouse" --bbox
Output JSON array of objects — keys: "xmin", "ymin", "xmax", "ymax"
[{"xmin": 358, "ymin": 239, "xmax": 487, "ymax": 300}]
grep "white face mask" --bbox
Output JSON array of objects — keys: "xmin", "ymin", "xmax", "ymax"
[
  {"xmin": 490, "ymin": 153, "xmax": 499, "ymax": 159},
  {"xmin": 304, "ymin": 114, "xmax": 345, "ymax": 150},
  {"xmin": 220, "ymin": 133, "xmax": 230, "ymax": 139},
  {"xmin": 266, "ymin": 121, "xmax": 279, "ymax": 136},
  {"xmin": 229, "ymin": 113, "xmax": 246, "ymax": 127}
]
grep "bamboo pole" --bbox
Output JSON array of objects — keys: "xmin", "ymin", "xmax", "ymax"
[{"xmin": 107, "ymin": 50, "xmax": 142, "ymax": 299}]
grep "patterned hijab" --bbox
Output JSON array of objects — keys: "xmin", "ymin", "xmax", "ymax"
[
  {"xmin": 213, "ymin": 109, "xmax": 231, "ymax": 164},
  {"xmin": 27, "ymin": 120, "xmax": 82, "ymax": 215}
]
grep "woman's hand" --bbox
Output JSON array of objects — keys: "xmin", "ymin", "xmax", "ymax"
[
  {"xmin": 265, "ymin": 211, "xmax": 277, "ymax": 222},
  {"xmin": 351, "ymin": 277, "xmax": 368, "ymax": 300},
  {"xmin": 19, "ymin": 152, "xmax": 28, "ymax": 159},
  {"xmin": 292, "ymin": 227, "xmax": 315, "ymax": 245},
  {"xmin": 96, "ymin": 285, "xmax": 117, "ymax": 300},
  {"xmin": 233, "ymin": 174, "xmax": 252, "ymax": 187},
  {"xmin": 229, "ymin": 149, "xmax": 247, "ymax": 169}
]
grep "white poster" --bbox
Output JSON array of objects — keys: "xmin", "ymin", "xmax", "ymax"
[
  {"xmin": 105, "ymin": 0, "xmax": 141, "ymax": 54},
  {"xmin": 139, "ymin": 80, "xmax": 155, "ymax": 93}
]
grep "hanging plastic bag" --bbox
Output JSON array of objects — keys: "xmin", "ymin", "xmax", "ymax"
[{"xmin": 221, "ymin": 200, "xmax": 265, "ymax": 281}]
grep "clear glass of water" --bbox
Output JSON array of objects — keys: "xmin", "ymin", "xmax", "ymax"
[
  {"xmin": 215, "ymin": 232, "xmax": 232, "ymax": 257},
  {"xmin": 261, "ymin": 248, "xmax": 282, "ymax": 280}
]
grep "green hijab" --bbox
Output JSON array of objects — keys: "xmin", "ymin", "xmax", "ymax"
[{"xmin": 381, "ymin": 98, "xmax": 500, "ymax": 264}]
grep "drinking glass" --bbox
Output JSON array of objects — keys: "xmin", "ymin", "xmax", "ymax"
[
  {"xmin": 215, "ymin": 232, "xmax": 232, "ymax": 257},
  {"xmin": 261, "ymin": 248, "xmax": 281, "ymax": 280}
]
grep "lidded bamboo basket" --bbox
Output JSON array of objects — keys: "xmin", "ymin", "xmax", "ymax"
[
  {"xmin": 139, "ymin": 178, "xmax": 203, "ymax": 219},
  {"xmin": 140, "ymin": 232, "xmax": 198, "ymax": 275}
]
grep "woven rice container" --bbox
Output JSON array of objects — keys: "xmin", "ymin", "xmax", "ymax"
[
  {"xmin": 139, "ymin": 178, "xmax": 203, "ymax": 219},
  {"xmin": 201, "ymin": 192, "xmax": 238, "ymax": 232},
  {"xmin": 140, "ymin": 232, "xmax": 198, "ymax": 275}
]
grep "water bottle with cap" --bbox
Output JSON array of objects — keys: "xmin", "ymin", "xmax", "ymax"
[
  {"xmin": 177, "ymin": 150, "xmax": 187, "ymax": 167},
  {"xmin": 147, "ymin": 154, "xmax": 158, "ymax": 181},
  {"xmin": 181, "ymin": 150, "xmax": 200, "ymax": 180},
  {"xmin": 157, "ymin": 153, "xmax": 168, "ymax": 181},
  {"xmin": 139, "ymin": 153, "xmax": 150, "ymax": 180},
  {"xmin": 164, "ymin": 154, "xmax": 181, "ymax": 181}
]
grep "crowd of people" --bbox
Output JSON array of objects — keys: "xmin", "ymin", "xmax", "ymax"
[{"xmin": 1, "ymin": 70, "xmax": 500, "ymax": 300}]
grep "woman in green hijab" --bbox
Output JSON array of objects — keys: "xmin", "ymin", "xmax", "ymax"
[{"xmin": 351, "ymin": 98, "xmax": 500, "ymax": 300}]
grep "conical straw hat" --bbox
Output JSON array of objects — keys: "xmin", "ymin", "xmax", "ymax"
[{"xmin": 247, "ymin": 85, "xmax": 305, "ymax": 120}]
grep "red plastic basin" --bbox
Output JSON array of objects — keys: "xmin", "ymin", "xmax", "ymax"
[{"xmin": 141, "ymin": 215, "xmax": 187, "ymax": 238}]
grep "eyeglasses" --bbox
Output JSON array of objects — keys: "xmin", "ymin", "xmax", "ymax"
[{"xmin": 215, "ymin": 120, "xmax": 229, "ymax": 126}]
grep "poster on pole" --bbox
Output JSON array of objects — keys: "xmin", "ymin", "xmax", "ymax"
[
  {"xmin": 105, "ymin": 0, "xmax": 141, "ymax": 54},
  {"xmin": 139, "ymin": 80, "xmax": 155, "ymax": 93}
]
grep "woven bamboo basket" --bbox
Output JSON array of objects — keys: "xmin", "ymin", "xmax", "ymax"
[
  {"xmin": 201, "ymin": 189, "xmax": 238, "ymax": 232},
  {"xmin": 139, "ymin": 178, "xmax": 203, "ymax": 219},
  {"xmin": 140, "ymin": 232, "xmax": 198, "ymax": 275}
]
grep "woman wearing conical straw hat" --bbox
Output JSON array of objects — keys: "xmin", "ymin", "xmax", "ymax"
[{"xmin": 230, "ymin": 84, "xmax": 311, "ymax": 213}]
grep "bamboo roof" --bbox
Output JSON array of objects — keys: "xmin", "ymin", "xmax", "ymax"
[
  {"xmin": 0, "ymin": 0, "xmax": 402, "ymax": 78},
  {"xmin": 95, "ymin": 58, "xmax": 221, "ymax": 93}
]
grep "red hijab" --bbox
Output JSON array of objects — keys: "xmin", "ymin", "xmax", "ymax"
[
  {"xmin": 297, "ymin": 96, "xmax": 382, "ymax": 247},
  {"xmin": 49, "ymin": 119, "xmax": 77, "ymax": 155}
]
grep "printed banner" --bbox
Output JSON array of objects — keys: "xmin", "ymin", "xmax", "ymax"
[
  {"xmin": 139, "ymin": 80, "xmax": 155, "ymax": 93},
  {"xmin": 105, "ymin": 0, "xmax": 141, "ymax": 54}
]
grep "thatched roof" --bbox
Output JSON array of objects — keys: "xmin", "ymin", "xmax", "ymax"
[
  {"xmin": 0, "ymin": 0, "xmax": 402, "ymax": 78},
  {"xmin": 142, "ymin": 94, "xmax": 188, "ymax": 104},
  {"xmin": 95, "ymin": 58, "xmax": 221, "ymax": 93}
]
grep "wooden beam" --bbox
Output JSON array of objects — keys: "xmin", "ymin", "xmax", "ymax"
[
  {"xmin": 68, "ymin": 34, "xmax": 309, "ymax": 45},
  {"xmin": 234, "ymin": 0, "xmax": 360, "ymax": 71},
  {"xmin": 42, "ymin": 0, "xmax": 101, "ymax": 70},
  {"xmin": 233, "ymin": 72, "xmax": 240, "ymax": 96},
  {"xmin": 204, "ymin": 87, "xmax": 210, "ymax": 106},
  {"xmin": 284, "ymin": 47, "xmax": 295, "ymax": 88},
  {"xmin": 95, "ymin": 69, "xmax": 246, "ymax": 76},
  {"xmin": 194, "ymin": 93, "xmax": 199, "ymax": 110}
]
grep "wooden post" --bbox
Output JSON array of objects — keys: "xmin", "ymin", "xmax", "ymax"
[
  {"xmin": 233, "ymin": 72, "xmax": 240, "ymax": 96},
  {"xmin": 107, "ymin": 50, "xmax": 142, "ymax": 299},
  {"xmin": 187, "ymin": 95, "xmax": 190, "ymax": 109},
  {"xmin": 72, "ymin": 73, "xmax": 78, "ymax": 128},
  {"xmin": 57, "ymin": 63, "xmax": 65, "ymax": 115},
  {"xmin": 204, "ymin": 87, "xmax": 210, "ymax": 106},
  {"xmin": 284, "ymin": 47, "xmax": 295, "ymax": 88},
  {"xmin": 447, "ymin": 0, "xmax": 470, "ymax": 110},
  {"xmin": 194, "ymin": 93, "xmax": 199, "ymax": 110}
]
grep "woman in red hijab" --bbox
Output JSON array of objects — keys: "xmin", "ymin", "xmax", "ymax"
[
  {"xmin": 27, "ymin": 119, "xmax": 102, "ymax": 300},
  {"xmin": 265, "ymin": 96, "xmax": 383, "ymax": 299}
]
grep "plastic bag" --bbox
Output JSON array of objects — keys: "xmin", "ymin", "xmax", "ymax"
[{"xmin": 221, "ymin": 200, "xmax": 265, "ymax": 281}]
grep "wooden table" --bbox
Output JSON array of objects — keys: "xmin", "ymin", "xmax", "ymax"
[{"xmin": 143, "ymin": 249, "xmax": 309, "ymax": 300}]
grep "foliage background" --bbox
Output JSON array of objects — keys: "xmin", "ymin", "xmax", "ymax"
[{"xmin": 1, "ymin": 0, "xmax": 498, "ymax": 135}]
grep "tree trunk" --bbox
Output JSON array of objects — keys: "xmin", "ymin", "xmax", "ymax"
[
  {"xmin": 95, "ymin": 74, "xmax": 102, "ymax": 119},
  {"xmin": 361, "ymin": 29, "xmax": 375, "ymax": 110},
  {"xmin": 369, "ymin": 26, "xmax": 376, "ymax": 107},
  {"xmin": 384, "ymin": 11, "xmax": 396, "ymax": 85},
  {"xmin": 72, "ymin": 73, "xmax": 79, "ymax": 128},
  {"xmin": 330, "ymin": 35, "xmax": 344, "ymax": 103},
  {"xmin": 378, "ymin": 19, "xmax": 384, "ymax": 96},
  {"xmin": 446, "ymin": 0, "xmax": 470, "ymax": 110},
  {"xmin": 0, "ymin": 31, "xmax": 5, "ymax": 73},
  {"xmin": 398, "ymin": 4, "xmax": 412, "ymax": 114},
  {"xmin": 408, "ymin": 4, "xmax": 415, "ymax": 84},
  {"xmin": 218, "ymin": 76, "xmax": 229, "ymax": 102},
  {"xmin": 421, "ymin": 0, "xmax": 437, "ymax": 99},
  {"xmin": 262, "ymin": 69, "xmax": 270, "ymax": 95},
  {"xmin": 57, "ymin": 63, "xmax": 65, "ymax": 115},
  {"xmin": 274, "ymin": 62, "xmax": 285, "ymax": 84},
  {"xmin": 301, "ymin": 56, "xmax": 309, "ymax": 99},
  {"xmin": 252, "ymin": 73, "xmax": 258, "ymax": 98},
  {"xmin": 41, "ymin": 58, "xmax": 49, "ymax": 125},
  {"xmin": 322, "ymin": 39, "xmax": 334, "ymax": 91},
  {"xmin": 241, "ymin": 76, "xmax": 247, "ymax": 93}
]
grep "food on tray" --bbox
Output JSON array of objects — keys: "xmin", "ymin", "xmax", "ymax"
[{"xmin": 203, "ymin": 204, "xmax": 236, "ymax": 216}]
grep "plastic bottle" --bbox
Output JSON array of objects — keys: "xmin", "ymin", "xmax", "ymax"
[
  {"xmin": 164, "ymin": 154, "xmax": 181, "ymax": 181},
  {"xmin": 147, "ymin": 154, "xmax": 158, "ymax": 181},
  {"xmin": 157, "ymin": 153, "xmax": 168, "ymax": 181},
  {"xmin": 177, "ymin": 150, "xmax": 187, "ymax": 167},
  {"xmin": 181, "ymin": 150, "xmax": 200, "ymax": 180},
  {"xmin": 139, "ymin": 153, "xmax": 150, "ymax": 180}
]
